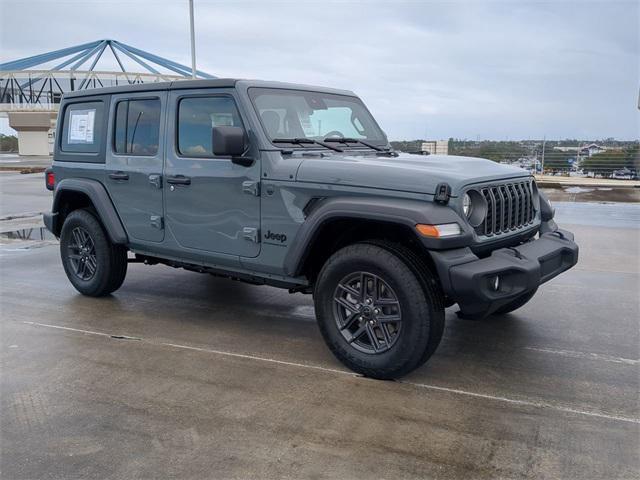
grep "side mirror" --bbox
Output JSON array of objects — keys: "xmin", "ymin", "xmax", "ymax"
[{"xmin": 212, "ymin": 126, "xmax": 245, "ymax": 157}]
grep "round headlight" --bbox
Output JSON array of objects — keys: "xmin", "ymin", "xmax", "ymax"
[{"xmin": 462, "ymin": 193, "xmax": 472, "ymax": 217}]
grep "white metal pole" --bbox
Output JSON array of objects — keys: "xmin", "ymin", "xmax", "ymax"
[{"xmin": 189, "ymin": 0, "xmax": 196, "ymax": 79}]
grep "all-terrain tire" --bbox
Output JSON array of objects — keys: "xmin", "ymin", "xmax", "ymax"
[
  {"xmin": 60, "ymin": 209, "xmax": 128, "ymax": 297},
  {"xmin": 314, "ymin": 243, "xmax": 445, "ymax": 379},
  {"xmin": 363, "ymin": 240, "xmax": 446, "ymax": 364},
  {"xmin": 494, "ymin": 288, "xmax": 538, "ymax": 315}
]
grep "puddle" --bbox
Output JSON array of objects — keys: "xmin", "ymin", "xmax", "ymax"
[{"xmin": 0, "ymin": 227, "xmax": 56, "ymax": 241}]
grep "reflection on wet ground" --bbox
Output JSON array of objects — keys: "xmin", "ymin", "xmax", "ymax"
[
  {"xmin": 553, "ymin": 201, "xmax": 640, "ymax": 229},
  {"xmin": 541, "ymin": 185, "xmax": 640, "ymax": 203},
  {"xmin": 0, "ymin": 227, "xmax": 55, "ymax": 241}
]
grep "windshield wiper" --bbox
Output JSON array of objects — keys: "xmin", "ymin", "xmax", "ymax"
[
  {"xmin": 323, "ymin": 137, "xmax": 386, "ymax": 152},
  {"xmin": 272, "ymin": 137, "xmax": 343, "ymax": 152}
]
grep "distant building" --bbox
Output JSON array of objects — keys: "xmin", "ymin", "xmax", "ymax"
[
  {"xmin": 553, "ymin": 143, "xmax": 606, "ymax": 157},
  {"xmin": 421, "ymin": 140, "xmax": 448, "ymax": 155},
  {"xmin": 581, "ymin": 143, "xmax": 606, "ymax": 157}
]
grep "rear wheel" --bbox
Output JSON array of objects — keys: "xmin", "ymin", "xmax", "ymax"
[
  {"xmin": 314, "ymin": 243, "xmax": 445, "ymax": 379},
  {"xmin": 60, "ymin": 209, "xmax": 127, "ymax": 297}
]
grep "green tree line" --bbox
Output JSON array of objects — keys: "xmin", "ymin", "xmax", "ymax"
[
  {"xmin": 581, "ymin": 146, "xmax": 640, "ymax": 175},
  {"xmin": 0, "ymin": 134, "xmax": 18, "ymax": 152}
]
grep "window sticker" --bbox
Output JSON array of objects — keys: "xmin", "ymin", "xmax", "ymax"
[
  {"xmin": 68, "ymin": 109, "xmax": 96, "ymax": 144},
  {"xmin": 210, "ymin": 113, "xmax": 234, "ymax": 127}
]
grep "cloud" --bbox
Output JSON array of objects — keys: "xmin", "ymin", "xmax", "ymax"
[{"xmin": 1, "ymin": 0, "xmax": 638, "ymax": 139}]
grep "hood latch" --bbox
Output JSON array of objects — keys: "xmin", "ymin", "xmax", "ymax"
[{"xmin": 434, "ymin": 183, "xmax": 451, "ymax": 204}]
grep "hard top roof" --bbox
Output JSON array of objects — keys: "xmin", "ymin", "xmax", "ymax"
[{"xmin": 63, "ymin": 78, "xmax": 357, "ymax": 99}]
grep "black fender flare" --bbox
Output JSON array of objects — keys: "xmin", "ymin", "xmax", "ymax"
[
  {"xmin": 283, "ymin": 196, "xmax": 473, "ymax": 276},
  {"xmin": 47, "ymin": 178, "xmax": 128, "ymax": 244}
]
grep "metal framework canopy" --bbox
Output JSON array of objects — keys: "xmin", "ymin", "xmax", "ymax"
[{"xmin": 0, "ymin": 39, "xmax": 215, "ymax": 107}]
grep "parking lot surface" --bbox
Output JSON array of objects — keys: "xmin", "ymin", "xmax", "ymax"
[{"xmin": 1, "ymin": 205, "xmax": 639, "ymax": 479}]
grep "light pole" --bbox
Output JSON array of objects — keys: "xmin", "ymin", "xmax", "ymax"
[
  {"xmin": 188, "ymin": 0, "xmax": 196, "ymax": 79},
  {"xmin": 541, "ymin": 136, "xmax": 546, "ymax": 174}
]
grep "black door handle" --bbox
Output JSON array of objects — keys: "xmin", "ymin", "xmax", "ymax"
[
  {"xmin": 109, "ymin": 171, "xmax": 129, "ymax": 181},
  {"xmin": 166, "ymin": 175, "xmax": 191, "ymax": 186}
]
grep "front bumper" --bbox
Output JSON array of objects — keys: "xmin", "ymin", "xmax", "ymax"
[{"xmin": 431, "ymin": 227, "xmax": 578, "ymax": 318}]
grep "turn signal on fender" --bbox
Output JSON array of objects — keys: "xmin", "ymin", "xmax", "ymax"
[{"xmin": 415, "ymin": 223, "xmax": 462, "ymax": 238}]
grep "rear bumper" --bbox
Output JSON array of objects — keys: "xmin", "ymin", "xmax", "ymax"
[
  {"xmin": 431, "ymin": 227, "xmax": 578, "ymax": 318},
  {"xmin": 43, "ymin": 212, "xmax": 58, "ymax": 236}
]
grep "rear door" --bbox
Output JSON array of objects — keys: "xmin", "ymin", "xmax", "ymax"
[
  {"xmin": 105, "ymin": 92, "xmax": 166, "ymax": 243},
  {"xmin": 163, "ymin": 89, "xmax": 261, "ymax": 257}
]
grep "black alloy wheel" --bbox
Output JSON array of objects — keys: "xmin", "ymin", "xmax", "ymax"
[
  {"xmin": 66, "ymin": 226, "xmax": 98, "ymax": 281},
  {"xmin": 333, "ymin": 272, "xmax": 402, "ymax": 354}
]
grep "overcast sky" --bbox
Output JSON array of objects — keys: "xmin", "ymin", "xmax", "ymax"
[{"xmin": 1, "ymin": 0, "xmax": 638, "ymax": 140}]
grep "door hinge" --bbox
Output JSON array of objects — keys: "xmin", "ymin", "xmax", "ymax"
[
  {"xmin": 242, "ymin": 180, "xmax": 260, "ymax": 196},
  {"xmin": 149, "ymin": 174, "xmax": 162, "ymax": 189},
  {"xmin": 150, "ymin": 215, "xmax": 164, "ymax": 229},
  {"xmin": 243, "ymin": 227, "xmax": 259, "ymax": 242}
]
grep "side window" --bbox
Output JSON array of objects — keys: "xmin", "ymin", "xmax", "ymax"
[
  {"xmin": 178, "ymin": 96, "xmax": 243, "ymax": 157},
  {"xmin": 113, "ymin": 98, "xmax": 161, "ymax": 155},
  {"xmin": 61, "ymin": 101, "xmax": 104, "ymax": 154}
]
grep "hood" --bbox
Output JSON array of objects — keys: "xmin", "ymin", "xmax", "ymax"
[{"xmin": 295, "ymin": 152, "xmax": 531, "ymax": 196}]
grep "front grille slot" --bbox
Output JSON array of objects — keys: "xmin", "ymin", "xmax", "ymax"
[{"xmin": 477, "ymin": 180, "xmax": 536, "ymax": 237}]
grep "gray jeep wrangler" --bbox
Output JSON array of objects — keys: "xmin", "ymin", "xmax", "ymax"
[{"xmin": 44, "ymin": 79, "xmax": 578, "ymax": 379}]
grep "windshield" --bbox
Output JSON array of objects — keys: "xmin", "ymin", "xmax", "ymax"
[{"xmin": 249, "ymin": 88, "xmax": 386, "ymax": 147}]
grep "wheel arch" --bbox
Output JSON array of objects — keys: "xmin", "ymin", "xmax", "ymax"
[
  {"xmin": 49, "ymin": 178, "xmax": 128, "ymax": 244},
  {"xmin": 284, "ymin": 196, "xmax": 470, "ymax": 282}
]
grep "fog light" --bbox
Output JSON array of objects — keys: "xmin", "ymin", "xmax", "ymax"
[{"xmin": 491, "ymin": 275, "xmax": 500, "ymax": 291}]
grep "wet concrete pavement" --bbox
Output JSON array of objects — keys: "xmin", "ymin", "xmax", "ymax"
[
  {"xmin": 1, "ymin": 205, "xmax": 639, "ymax": 478},
  {"xmin": 0, "ymin": 171, "xmax": 51, "ymax": 218}
]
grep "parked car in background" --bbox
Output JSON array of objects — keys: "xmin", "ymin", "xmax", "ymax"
[{"xmin": 611, "ymin": 168, "xmax": 638, "ymax": 180}]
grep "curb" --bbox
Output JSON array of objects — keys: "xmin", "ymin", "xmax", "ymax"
[{"xmin": 0, "ymin": 166, "xmax": 47, "ymax": 174}]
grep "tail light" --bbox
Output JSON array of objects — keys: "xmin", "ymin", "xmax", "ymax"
[{"xmin": 45, "ymin": 169, "xmax": 55, "ymax": 191}]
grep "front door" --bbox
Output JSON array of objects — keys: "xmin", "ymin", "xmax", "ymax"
[
  {"xmin": 105, "ymin": 92, "xmax": 166, "ymax": 243},
  {"xmin": 163, "ymin": 90, "xmax": 261, "ymax": 258}
]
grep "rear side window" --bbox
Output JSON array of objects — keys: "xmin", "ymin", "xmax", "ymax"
[
  {"xmin": 61, "ymin": 101, "xmax": 104, "ymax": 154},
  {"xmin": 177, "ymin": 96, "xmax": 243, "ymax": 157},
  {"xmin": 113, "ymin": 98, "xmax": 161, "ymax": 156}
]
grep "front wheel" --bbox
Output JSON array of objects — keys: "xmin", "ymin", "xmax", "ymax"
[
  {"xmin": 314, "ymin": 243, "xmax": 445, "ymax": 379},
  {"xmin": 60, "ymin": 209, "xmax": 128, "ymax": 297}
]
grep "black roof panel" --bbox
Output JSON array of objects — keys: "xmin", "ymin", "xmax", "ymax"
[
  {"xmin": 63, "ymin": 78, "xmax": 357, "ymax": 99},
  {"xmin": 63, "ymin": 78, "xmax": 240, "ymax": 98}
]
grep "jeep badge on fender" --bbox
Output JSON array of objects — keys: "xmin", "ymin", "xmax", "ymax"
[
  {"xmin": 264, "ymin": 230, "xmax": 287, "ymax": 243},
  {"xmin": 43, "ymin": 79, "xmax": 578, "ymax": 379}
]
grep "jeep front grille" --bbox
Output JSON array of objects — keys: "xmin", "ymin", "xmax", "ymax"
[{"xmin": 476, "ymin": 180, "xmax": 536, "ymax": 236}]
